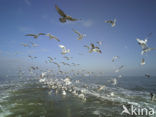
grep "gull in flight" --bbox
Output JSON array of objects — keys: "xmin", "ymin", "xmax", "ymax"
[
  {"xmin": 52, "ymin": 62, "xmax": 60, "ymax": 68},
  {"xmin": 61, "ymin": 62, "xmax": 70, "ymax": 66},
  {"xmin": 115, "ymin": 65, "xmax": 124, "ymax": 73},
  {"xmin": 141, "ymin": 47, "xmax": 155, "ymax": 55},
  {"xmin": 21, "ymin": 43, "xmax": 30, "ymax": 47},
  {"xmin": 96, "ymin": 41, "xmax": 103, "ymax": 46},
  {"xmin": 105, "ymin": 18, "xmax": 116, "ymax": 27},
  {"xmin": 30, "ymin": 66, "xmax": 38, "ymax": 70},
  {"xmin": 64, "ymin": 56, "xmax": 72, "ymax": 60},
  {"xmin": 55, "ymin": 5, "xmax": 80, "ymax": 23},
  {"xmin": 59, "ymin": 45, "xmax": 70, "ymax": 55},
  {"xmin": 45, "ymin": 33, "xmax": 60, "ymax": 42},
  {"xmin": 28, "ymin": 55, "xmax": 37, "ymax": 60},
  {"xmin": 48, "ymin": 56, "xmax": 55, "ymax": 63},
  {"xmin": 140, "ymin": 58, "xmax": 145, "ymax": 66},
  {"xmin": 90, "ymin": 43, "xmax": 102, "ymax": 53},
  {"xmin": 112, "ymin": 56, "xmax": 119, "ymax": 62},
  {"xmin": 25, "ymin": 33, "xmax": 45, "ymax": 39},
  {"xmin": 72, "ymin": 29, "xmax": 86, "ymax": 40},
  {"xmin": 84, "ymin": 43, "xmax": 102, "ymax": 54},
  {"xmin": 136, "ymin": 35, "xmax": 155, "ymax": 55}
]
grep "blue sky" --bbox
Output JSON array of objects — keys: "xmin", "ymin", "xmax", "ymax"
[{"xmin": 0, "ymin": 0, "xmax": 156, "ymax": 76}]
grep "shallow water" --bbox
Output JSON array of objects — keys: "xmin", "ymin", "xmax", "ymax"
[{"xmin": 0, "ymin": 76, "xmax": 156, "ymax": 117}]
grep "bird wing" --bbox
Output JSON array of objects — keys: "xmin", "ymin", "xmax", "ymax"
[
  {"xmin": 137, "ymin": 38, "xmax": 148, "ymax": 49},
  {"xmin": 95, "ymin": 46, "xmax": 100, "ymax": 49},
  {"xmin": 105, "ymin": 20, "xmax": 113, "ymax": 24},
  {"xmin": 67, "ymin": 16, "xmax": 79, "ymax": 21},
  {"xmin": 90, "ymin": 43, "xmax": 95, "ymax": 49},
  {"xmin": 59, "ymin": 45, "xmax": 65, "ymax": 49},
  {"xmin": 38, "ymin": 33, "xmax": 46, "ymax": 35},
  {"xmin": 84, "ymin": 45, "xmax": 90, "ymax": 49},
  {"xmin": 55, "ymin": 5, "xmax": 66, "ymax": 17},
  {"xmin": 25, "ymin": 34, "xmax": 36, "ymax": 36},
  {"xmin": 53, "ymin": 36, "xmax": 60, "ymax": 42},
  {"xmin": 72, "ymin": 29, "xmax": 81, "ymax": 36}
]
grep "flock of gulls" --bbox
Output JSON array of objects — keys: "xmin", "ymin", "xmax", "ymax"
[{"xmin": 19, "ymin": 5, "xmax": 156, "ymax": 102}]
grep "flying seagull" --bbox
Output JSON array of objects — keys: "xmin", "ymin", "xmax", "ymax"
[
  {"xmin": 105, "ymin": 18, "xmax": 116, "ymax": 27},
  {"xmin": 96, "ymin": 41, "xmax": 103, "ymax": 46},
  {"xmin": 28, "ymin": 55, "xmax": 37, "ymax": 60},
  {"xmin": 59, "ymin": 45, "xmax": 70, "ymax": 55},
  {"xmin": 55, "ymin": 5, "xmax": 80, "ymax": 23},
  {"xmin": 90, "ymin": 43, "xmax": 102, "ymax": 53},
  {"xmin": 25, "ymin": 33, "xmax": 45, "ymax": 39},
  {"xmin": 48, "ymin": 56, "xmax": 54, "ymax": 63},
  {"xmin": 64, "ymin": 56, "xmax": 72, "ymax": 60},
  {"xmin": 46, "ymin": 33, "xmax": 60, "ymax": 42},
  {"xmin": 84, "ymin": 43, "xmax": 102, "ymax": 54},
  {"xmin": 21, "ymin": 43, "xmax": 30, "ymax": 47},
  {"xmin": 52, "ymin": 62, "xmax": 60, "ymax": 68},
  {"xmin": 136, "ymin": 35, "xmax": 155, "ymax": 55},
  {"xmin": 112, "ymin": 56, "xmax": 119, "ymax": 62},
  {"xmin": 141, "ymin": 47, "xmax": 155, "ymax": 55},
  {"xmin": 140, "ymin": 58, "xmax": 145, "ymax": 66},
  {"xmin": 72, "ymin": 29, "xmax": 86, "ymax": 40}
]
